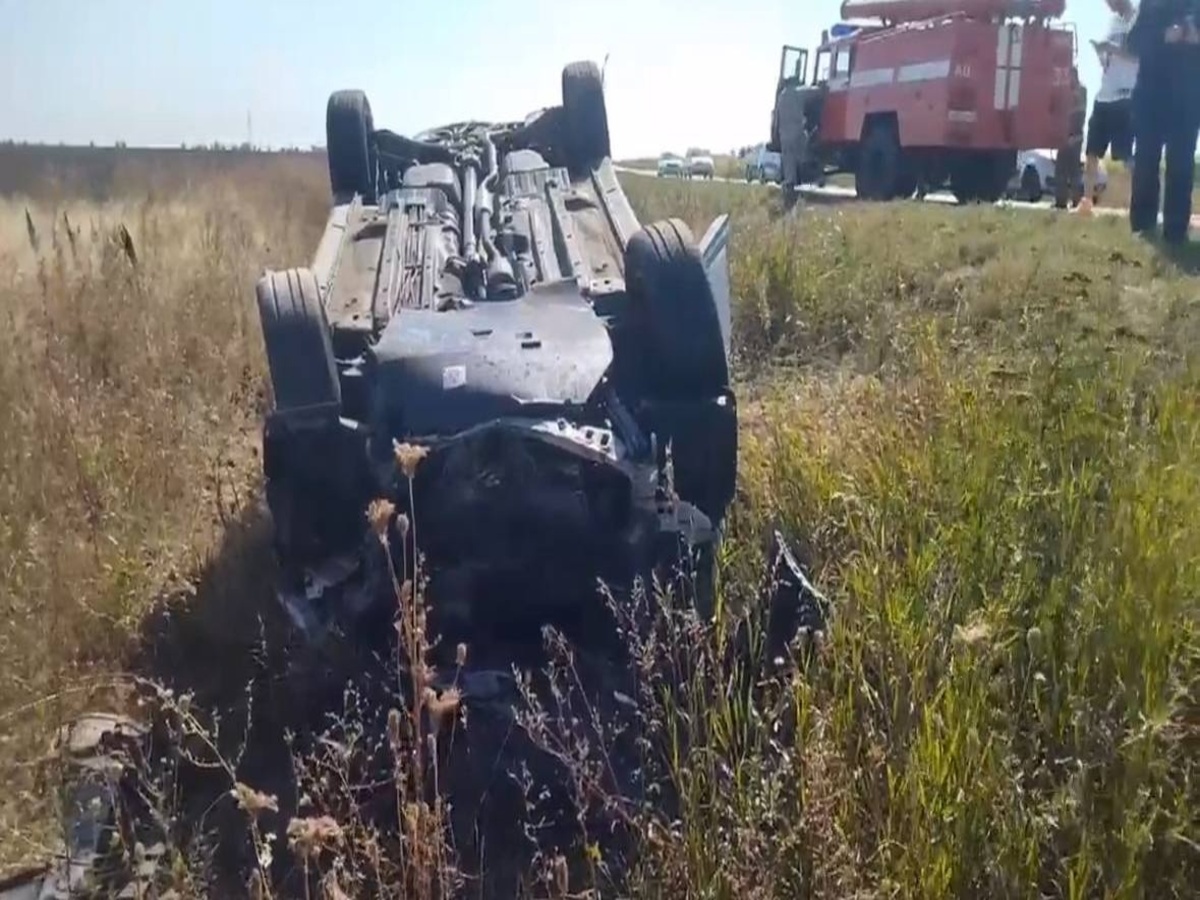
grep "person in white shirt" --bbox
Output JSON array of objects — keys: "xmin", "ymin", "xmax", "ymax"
[{"xmin": 1079, "ymin": 0, "xmax": 1139, "ymax": 216}]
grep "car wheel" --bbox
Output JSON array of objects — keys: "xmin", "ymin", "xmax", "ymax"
[
  {"xmin": 624, "ymin": 218, "xmax": 736, "ymax": 527},
  {"xmin": 255, "ymin": 268, "xmax": 341, "ymax": 421},
  {"xmin": 326, "ymin": 90, "xmax": 377, "ymax": 203},
  {"xmin": 624, "ymin": 218, "xmax": 729, "ymax": 398},
  {"xmin": 561, "ymin": 60, "xmax": 611, "ymax": 171}
]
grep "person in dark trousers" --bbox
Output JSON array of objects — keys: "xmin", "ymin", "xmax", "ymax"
[
  {"xmin": 1054, "ymin": 73, "xmax": 1088, "ymax": 210},
  {"xmin": 1127, "ymin": 0, "xmax": 1200, "ymax": 243}
]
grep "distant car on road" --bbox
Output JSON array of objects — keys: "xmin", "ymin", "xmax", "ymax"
[
  {"xmin": 743, "ymin": 144, "xmax": 782, "ymax": 184},
  {"xmin": 1007, "ymin": 148, "xmax": 1106, "ymax": 206},
  {"xmin": 657, "ymin": 155, "xmax": 688, "ymax": 178},
  {"xmin": 687, "ymin": 154, "xmax": 716, "ymax": 179}
]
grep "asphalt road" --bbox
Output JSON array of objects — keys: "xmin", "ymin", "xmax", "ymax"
[{"xmin": 611, "ymin": 165, "xmax": 1136, "ymax": 220}]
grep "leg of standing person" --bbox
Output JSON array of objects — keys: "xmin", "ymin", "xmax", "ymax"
[
  {"xmin": 1161, "ymin": 117, "xmax": 1199, "ymax": 243},
  {"xmin": 1129, "ymin": 87, "xmax": 1164, "ymax": 235},
  {"xmin": 1110, "ymin": 98, "xmax": 1135, "ymax": 202},
  {"xmin": 1080, "ymin": 100, "xmax": 1113, "ymax": 215}
]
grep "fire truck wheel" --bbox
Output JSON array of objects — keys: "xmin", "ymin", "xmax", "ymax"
[
  {"xmin": 951, "ymin": 152, "xmax": 1013, "ymax": 205},
  {"xmin": 1020, "ymin": 166, "xmax": 1043, "ymax": 203},
  {"xmin": 856, "ymin": 121, "xmax": 902, "ymax": 201}
]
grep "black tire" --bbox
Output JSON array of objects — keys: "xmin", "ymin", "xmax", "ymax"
[
  {"xmin": 656, "ymin": 525, "xmax": 719, "ymax": 621},
  {"xmin": 624, "ymin": 218, "xmax": 729, "ymax": 399},
  {"xmin": 951, "ymin": 152, "xmax": 1013, "ymax": 205},
  {"xmin": 561, "ymin": 61, "xmax": 611, "ymax": 171},
  {"xmin": 622, "ymin": 212, "xmax": 739, "ymax": 524},
  {"xmin": 326, "ymin": 90, "xmax": 377, "ymax": 203},
  {"xmin": 255, "ymin": 268, "xmax": 341, "ymax": 421},
  {"xmin": 1020, "ymin": 165, "xmax": 1043, "ymax": 202},
  {"xmin": 856, "ymin": 120, "xmax": 901, "ymax": 200},
  {"xmin": 667, "ymin": 391, "xmax": 738, "ymax": 529},
  {"xmin": 980, "ymin": 151, "xmax": 1016, "ymax": 203},
  {"xmin": 950, "ymin": 168, "xmax": 979, "ymax": 204}
]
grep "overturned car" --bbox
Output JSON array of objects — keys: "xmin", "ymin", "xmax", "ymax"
[{"xmin": 259, "ymin": 60, "xmax": 737, "ymax": 662}]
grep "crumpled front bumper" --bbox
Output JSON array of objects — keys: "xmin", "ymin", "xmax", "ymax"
[{"xmin": 276, "ymin": 416, "xmax": 715, "ymax": 653}]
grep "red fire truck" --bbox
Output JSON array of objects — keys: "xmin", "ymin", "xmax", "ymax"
[{"xmin": 769, "ymin": 0, "xmax": 1085, "ymax": 203}]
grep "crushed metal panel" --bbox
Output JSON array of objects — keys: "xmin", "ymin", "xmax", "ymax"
[
  {"xmin": 562, "ymin": 181, "xmax": 625, "ymax": 285},
  {"xmin": 544, "ymin": 180, "xmax": 591, "ymax": 288},
  {"xmin": 311, "ymin": 197, "xmax": 360, "ymax": 299},
  {"xmin": 371, "ymin": 200, "xmax": 410, "ymax": 327},
  {"xmin": 591, "ymin": 158, "xmax": 640, "ymax": 252}
]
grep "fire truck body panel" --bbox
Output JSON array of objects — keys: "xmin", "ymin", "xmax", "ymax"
[
  {"xmin": 818, "ymin": 17, "xmax": 1075, "ymax": 152},
  {"xmin": 840, "ymin": 0, "xmax": 1066, "ymax": 22},
  {"xmin": 771, "ymin": 0, "xmax": 1084, "ymax": 203}
]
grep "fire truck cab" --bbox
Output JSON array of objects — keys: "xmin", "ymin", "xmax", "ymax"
[{"xmin": 769, "ymin": 0, "xmax": 1083, "ymax": 204}]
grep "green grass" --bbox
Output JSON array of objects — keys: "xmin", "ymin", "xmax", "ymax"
[
  {"xmin": 622, "ymin": 174, "xmax": 1200, "ymax": 897},
  {"xmin": 0, "ymin": 155, "xmax": 1196, "ymax": 898}
]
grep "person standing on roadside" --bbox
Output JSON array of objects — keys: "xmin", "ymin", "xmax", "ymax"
[
  {"xmin": 1127, "ymin": 0, "xmax": 1200, "ymax": 243},
  {"xmin": 1077, "ymin": 0, "xmax": 1139, "ymax": 216},
  {"xmin": 1055, "ymin": 70, "xmax": 1088, "ymax": 209}
]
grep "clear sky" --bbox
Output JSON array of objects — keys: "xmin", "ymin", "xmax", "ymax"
[{"xmin": 0, "ymin": 0, "xmax": 1114, "ymax": 158}]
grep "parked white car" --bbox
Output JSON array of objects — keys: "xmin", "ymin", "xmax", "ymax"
[
  {"xmin": 657, "ymin": 155, "xmax": 688, "ymax": 178},
  {"xmin": 1007, "ymin": 148, "xmax": 1107, "ymax": 205},
  {"xmin": 687, "ymin": 154, "xmax": 716, "ymax": 179},
  {"xmin": 743, "ymin": 144, "xmax": 782, "ymax": 183}
]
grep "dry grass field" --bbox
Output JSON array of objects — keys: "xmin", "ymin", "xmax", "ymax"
[{"xmin": 0, "ymin": 150, "xmax": 1197, "ymax": 898}]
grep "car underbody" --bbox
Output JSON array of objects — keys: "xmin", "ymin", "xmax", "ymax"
[{"xmin": 253, "ymin": 62, "xmax": 739, "ymax": 671}]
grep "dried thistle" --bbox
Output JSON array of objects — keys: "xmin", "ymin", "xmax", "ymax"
[
  {"xmin": 455, "ymin": 642, "xmax": 468, "ymax": 667},
  {"xmin": 427, "ymin": 687, "xmax": 461, "ymax": 729},
  {"xmin": 1026, "ymin": 625, "xmax": 1046, "ymax": 660},
  {"xmin": 395, "ymin": 511, "xmax": 411, "ymax": 542},
  {"xmin": 247, "ymin": 869, "xmax": 266, "ymax": 900},
  {"xmin": 287, "ymin": 815, "xmax": 344, "ymax": 861},
  {"xmin": 393, "ymin": 440, "xmax": 429, "ymax": 479},
  {"xmin": 232, "ymin": 782, "xmax": 279, "ymax": 817},
  {"xmin": 366, "ymin": 498, "xmax": 395, "ymax": 541},
  {"xmin": 412, "ymin": 662, "xmax": 432, "ymax": 694},
  {"xmin": 952, "ymin": 620, "xmax": 992, "ymax": 648},
  {"xmin": 387, "ymin": 707, "xmax": 403, "ymax": 750},
  {"xmin": 402, "ymin": 801, "xmax": 422, "ymax": 835},
  {"xmin": 550, "ymin": 854, "xmax": 569, "ymax": 898},
  {"xmin": 320, "ymin": 870, "xmax": 352, "ymax": 900}
]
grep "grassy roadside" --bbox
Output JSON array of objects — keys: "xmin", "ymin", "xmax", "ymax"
[
  {"xmin": 623, "ymin": 177, "xmax": 1199, "ymax": 897},
  {"xmin": 0, "ymin": 159, "xmax": 1195, "ymax": 897}
]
